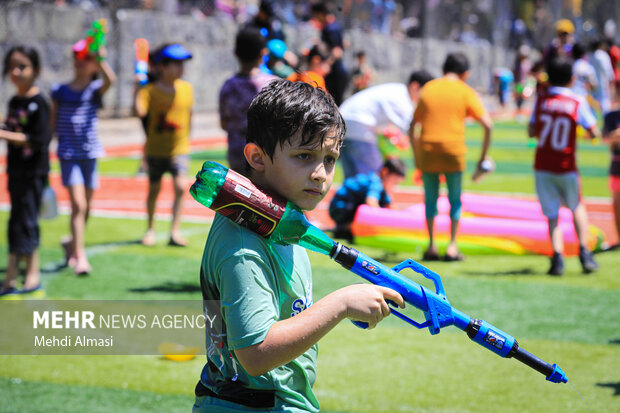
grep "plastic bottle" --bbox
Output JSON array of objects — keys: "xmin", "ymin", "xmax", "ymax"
[{"xmin": 190, "ymin": 161, "xmax": 334, "ymax": 255}]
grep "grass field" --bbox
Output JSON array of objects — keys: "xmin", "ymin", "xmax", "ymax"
[{"xmin": 1, "ymin": 120, "xmax": 619, "ymax": 412}]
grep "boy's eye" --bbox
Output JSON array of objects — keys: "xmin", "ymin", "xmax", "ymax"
[
  {"xmin": 296, "ymin": 153, "xmax": 312, "ymax": 161},
  {"xmin": 9, "ymin": 64, "xmax": 27, "ymax": 71},
  {"xmin": 324, "ymin": 156, "xmax": 337, "ymax": 166}
]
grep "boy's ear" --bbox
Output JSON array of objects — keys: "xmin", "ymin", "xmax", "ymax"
[{"xmin": 244, "ymin": 143, "xmax": 266, "ymax": 172}]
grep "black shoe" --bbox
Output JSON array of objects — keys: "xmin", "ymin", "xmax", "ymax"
[
  {"xmin": 579, "ymin": 247, "xmax": 599, "ymax": 274},
  {"xmin": 548, "ymin": 253, "xmax": 564, "ymax": 276},
  {"xmin": 333, "ymin": 227, "xmax": 353, "ymax": 244}
]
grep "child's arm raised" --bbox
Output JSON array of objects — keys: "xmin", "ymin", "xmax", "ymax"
[
  {"xmin": 96, "ymin": 46, "xmax": 117, "ymax": 96},
  {"xmin": 234, "ymin": 284, "xmax": 404, "ymax": 377}
]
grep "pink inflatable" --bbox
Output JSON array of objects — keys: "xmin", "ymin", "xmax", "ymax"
[{"xmin": 352, "ymin": 193, "xmax": 604, "ymax": 256}]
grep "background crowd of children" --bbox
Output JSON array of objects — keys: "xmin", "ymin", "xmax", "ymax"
[
  {"xmin": 1, "ymin": 2, "xmax": 619, "ymax": 412},
  {"xmin": 1, "ymin": 3, "xmax": 619, "ymax": 289}
]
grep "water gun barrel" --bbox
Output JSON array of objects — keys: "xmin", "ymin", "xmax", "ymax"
[{"xmin": 511, "ymin": 346, "xmax": 568, "ymax": 383}]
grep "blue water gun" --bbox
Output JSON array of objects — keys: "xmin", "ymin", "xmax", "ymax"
[{"xmin": 329, "ymin": 243, "xmax": 568, "ymax": 384}]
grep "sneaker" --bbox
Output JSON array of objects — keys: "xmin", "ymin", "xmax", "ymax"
[
  {"xmin": 548, "ymin": 253, "xmax": 564, "ymax": 276},
  {"xmin": 579, "ymin": 248, "xmax": 599, "ymax": 274}
]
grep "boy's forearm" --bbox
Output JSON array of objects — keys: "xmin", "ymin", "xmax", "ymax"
[
  {"xmin": 234, "ymin": 284, "xmax": 401, "ymax": 376},
  {"xmin": 234, "ymin": 291, "xmax": 347, "ymax": 376}
]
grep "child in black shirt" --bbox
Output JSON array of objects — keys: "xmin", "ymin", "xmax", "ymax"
[{"xmin": 0, "ymin": 45, "xmax": 51, "ymax": 295}]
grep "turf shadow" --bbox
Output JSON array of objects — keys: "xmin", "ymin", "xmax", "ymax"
[
  {"xmin": 461, "ymin": 267, "xmax": 537, "ymax": 277},
  {"xmin": 42, "ymin": 261, "xmax": 69, "ymax": 273},
  {"xmin": 596, "ymin": 382, "xmax": 620, "ymax": 396},
  {"xmin": 129, "ymin": 281, "xmax": 201, "ymax": 294},
  {"xmin": 1, "ymin": 265, "xmax": 64, "ymax": 275}
]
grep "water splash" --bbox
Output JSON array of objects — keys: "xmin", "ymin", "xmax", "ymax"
[{"xmin": 568, "ymin": 382, "xmax": 589, "ymax": 411}]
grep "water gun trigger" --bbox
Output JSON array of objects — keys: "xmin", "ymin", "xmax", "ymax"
[{"xmin": 349, "ymin": 304, "xmax": 426, "ymax": 330}]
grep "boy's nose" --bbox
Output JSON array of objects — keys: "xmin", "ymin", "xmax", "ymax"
[{"xmin": 311, "ymin": 163, "xmax": 327, "ymax": 182}]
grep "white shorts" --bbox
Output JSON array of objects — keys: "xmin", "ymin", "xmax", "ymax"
[{"xmin": 535, "ymin": 171, "xmax": 581, "ymax": 219}]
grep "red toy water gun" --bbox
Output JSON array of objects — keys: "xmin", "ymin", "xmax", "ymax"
[{"xmin": 73, "ymin": 19, "xmax": 108, "ymax": 61}]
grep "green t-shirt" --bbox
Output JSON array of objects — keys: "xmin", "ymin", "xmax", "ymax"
[{"xmin": 197, "ymin": 214, "xmax": 319, "ymax": 412}]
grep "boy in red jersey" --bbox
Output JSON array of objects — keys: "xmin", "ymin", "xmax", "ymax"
[{"xmin": 528, "ymin": 58, "xmax": 600, "ymax": 275}]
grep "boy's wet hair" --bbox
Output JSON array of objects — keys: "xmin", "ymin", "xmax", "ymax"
[
  {"xmin": 546, "ymin": 58, "xmax": 572, "ymax": 86},
  {"xmin": 442, "ymin": 52, "xmax": 470, "ymax": 75},
  {"xmin": 408, "ymin": 70, "xmax": 433, "ymax": 87},
  {"xmin": 3, "ymin": 45, "xmax": 41, "ymax": 77},
  {"xmin": 235, "ymin": 28, "xmax": 266, "ymax": 63},
  {"xmin": 382, "ymin": 158, "xmax": 407, "ymax": 177},
  {"xmin": 247, "ymin": 79, "xmax": 345, "ymax": 162}
]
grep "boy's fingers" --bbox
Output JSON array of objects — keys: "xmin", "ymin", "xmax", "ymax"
[
  {"xmin": 379, "ymin": 287, "xmax": 405, "ymax": 308},
  {"xmin": 380, "ymin": 299, "xmax": 390, "ymax": 318}
]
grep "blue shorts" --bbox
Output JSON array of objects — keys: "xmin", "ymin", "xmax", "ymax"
[
  {"xmin": 535, "ymin": 171, "xmax": 581, "ymax": 219},
  {"xmin": 60, "ymin": 159, "xmax": 99, "ymax": 189}
]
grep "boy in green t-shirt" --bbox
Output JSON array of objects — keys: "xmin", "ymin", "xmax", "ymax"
[{"xmin": 193, "ymin": 79, "xmax": 404, "ymax": 412}]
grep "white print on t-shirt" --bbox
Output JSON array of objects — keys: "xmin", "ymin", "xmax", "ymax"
[{"xmin": 290, "ymin": 280, "xmax": 313, "ymax": 317}]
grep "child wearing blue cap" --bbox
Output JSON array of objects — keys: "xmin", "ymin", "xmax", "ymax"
[{"xmin": 134, "ymin": 43, "xmax": 194, "ymax": 247}]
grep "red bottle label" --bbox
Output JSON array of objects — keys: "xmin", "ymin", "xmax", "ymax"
[{"xmin": 210, "ymin": 169, "xmax": 286, "ymax": 237}]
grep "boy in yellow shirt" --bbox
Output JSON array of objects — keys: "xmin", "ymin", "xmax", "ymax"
[
  {"xmin": 411, "ymin": 52, "xmax": 493, "ymax": 261},
  {"xmin": 135, "ymin": 43, "xmax": 194, "ymax": 246}
]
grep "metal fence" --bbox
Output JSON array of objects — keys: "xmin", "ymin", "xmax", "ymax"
[{"xmin": 2, "ymin": 0, "xmax": 618, "ymax": 116}]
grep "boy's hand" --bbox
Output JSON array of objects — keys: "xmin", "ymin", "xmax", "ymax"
[
  {"xmin": 96, "ymin": 46, "xmax": 107, "ymax": 63},
  {"xmin": 339, "ymin": 284, "xmax": 405, "ymax": 329}
]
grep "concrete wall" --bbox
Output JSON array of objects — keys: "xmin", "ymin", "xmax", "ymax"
[{"xmin": 0, "ymin": 3, "xmax": 513, "ymax": 118}]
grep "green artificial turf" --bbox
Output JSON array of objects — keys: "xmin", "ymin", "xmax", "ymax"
[
  {"xmin": 1, "ymin": 212, "xmax": 618, "ymax": 412},
  {"xmin": 0, "ymin": 376, "xmax": 195, "ymax": 413}
]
